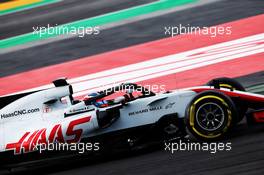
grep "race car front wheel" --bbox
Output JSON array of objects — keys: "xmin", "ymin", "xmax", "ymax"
[{"xmin": 185, "ymin": 90, "xmax": 238, "ymax": 141}]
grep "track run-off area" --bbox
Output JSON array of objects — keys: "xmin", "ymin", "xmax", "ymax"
[
  {"xmin": 0, "ymin": 0, "xmax": 195, "ymax": 48},
  {"xmin": 0, "ymin": 14, "xmax": 263, "ymax": 97}
]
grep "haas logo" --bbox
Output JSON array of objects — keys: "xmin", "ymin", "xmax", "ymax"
[{"xmin": 6, "ymin": 116, "xmax": 91, "ymax": 154}]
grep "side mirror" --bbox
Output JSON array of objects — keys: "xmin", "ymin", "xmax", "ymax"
[{"xmin": 44, "ymin": 99, "xmax": 58, "ymax": 105}]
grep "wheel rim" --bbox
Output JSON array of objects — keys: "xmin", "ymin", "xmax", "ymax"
[{"xmin": 196, "ymin": 102, "xmax": 225, "ymax": 131}]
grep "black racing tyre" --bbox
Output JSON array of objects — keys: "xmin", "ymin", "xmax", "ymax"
[
  {"xmin": 206, "ymin": 77, "xmax": 245, "ymax": 91},
  {"xmin": 206, "ymin": 77, "xmax": 247, "ymax": 123},
  {"xmin": 185, "ymin": 90, "xmax": 238, "ymax": 141}
]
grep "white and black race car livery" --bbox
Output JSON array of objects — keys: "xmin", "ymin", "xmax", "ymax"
[{"xmin": 0, "ymin": 77, "xmax": 264, "ymax": 161}]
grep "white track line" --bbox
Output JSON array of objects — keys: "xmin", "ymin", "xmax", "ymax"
[{"xmin": 16, "ymin": 33, "xmax": 264, "ymax": 97}]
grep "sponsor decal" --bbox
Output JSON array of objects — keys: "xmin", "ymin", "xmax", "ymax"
[
  {"xmin": 129, "ymin": 106, "xmax": 162, "ymax": 116},
  {"xmin": 1, "ymin": 108, "xmax": 40, "ymax": 119},
  {"xmin": 5, "ymin": 116, "xmax": 91, "ymax": 154},
  {"xmin": 165, "ymin": 102, "xmax": 176, "ymax": 109},
  {"xmin": 69, "ymin": 107, "xmax": 90, "ymax": 113}
]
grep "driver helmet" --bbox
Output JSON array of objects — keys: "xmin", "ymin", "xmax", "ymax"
[{"xmin": 83, "ymin": 92, "xmax": 99, "ymax": 101}]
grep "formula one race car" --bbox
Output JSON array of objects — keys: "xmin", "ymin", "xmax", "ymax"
[{"xmin": 0, "ymin": 77, "xmax": 263, "ymax": 165}]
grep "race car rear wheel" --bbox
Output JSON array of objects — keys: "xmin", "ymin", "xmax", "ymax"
[
  {"xmin": 206, "ymin": 77, "xmax": 245, "ymax": 91},
  {"xmin": 206, "ymin": 77, "xmax": 247, "ymax": 123},
  {"xmin": 185, "ymin": 90, "xmax": 238, "ymax": 141}
]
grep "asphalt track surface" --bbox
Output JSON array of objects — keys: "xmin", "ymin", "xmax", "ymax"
[
  {"xmin": 0, "ymin": 0, "xmax": 264, "ymax": 174},
  {"xmin": 0, "ymin": 0, "xmax": 155, "ymax": 40}
]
